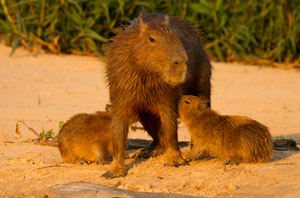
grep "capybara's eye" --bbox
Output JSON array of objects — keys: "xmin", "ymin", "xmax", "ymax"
[
  {"xmin": 149, "ymin": 36, "xmax": 156, "ymax": 43},
  {"xmin": 184, "ymin": 100, "xmax": 190, "ymax": 104}
]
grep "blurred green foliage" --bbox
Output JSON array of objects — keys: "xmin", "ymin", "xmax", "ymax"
[{"xmin": 0, "ymin": 0, "xmax": 299, "ymax": 64}]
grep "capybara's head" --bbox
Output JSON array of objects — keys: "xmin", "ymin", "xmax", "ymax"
[
  {"xmin": 133, "ymin": 15, "xmax": 188, "ymax": 86},
  {"xmin": 178, "ymin": 95, "xmax": 209, "ymax": 118}
]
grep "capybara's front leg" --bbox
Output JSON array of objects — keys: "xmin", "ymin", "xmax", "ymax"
[
  {"xmin": 160, "ymin": 106, "xmax": 187, "ymax": 167},
  {"xmin": 104, "ymin": 115, "xmax": 128, "ymax": 178}
]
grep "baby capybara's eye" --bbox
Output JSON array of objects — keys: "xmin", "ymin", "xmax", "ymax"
[
  {"xmin": 149, "ymin": 36, "xmax": 156, "ymax": 43},
  {"xmin": 184, "ymin": 100, "xmax": 190, "ymax": 104}
]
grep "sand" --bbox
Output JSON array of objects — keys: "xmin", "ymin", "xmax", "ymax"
[{"xmin": 0, "ymin": 44, "xmax": 299, "ymax": 197}]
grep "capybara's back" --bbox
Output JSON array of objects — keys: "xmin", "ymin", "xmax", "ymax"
[
  {"xmin": 58, "ymin": 111, "xmax": 113, "ymax": 164},
  {"xmin": 178, "ymin": 95, "xmax": 272, "ymax": 163}
]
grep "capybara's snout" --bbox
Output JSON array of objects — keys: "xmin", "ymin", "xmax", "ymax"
[{"xmin": 165, "ymin": 49, "xmax": 188, "ymax": 86}]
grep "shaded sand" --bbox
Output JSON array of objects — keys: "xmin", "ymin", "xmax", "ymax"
[{"xmin": 0, "ymin": 44, "xmax": 299, "ymax": 197}]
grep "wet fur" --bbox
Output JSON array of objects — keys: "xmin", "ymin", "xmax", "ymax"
[
  {"xmin": 58, "ymin": 111, "xmax": 113, "ymax": 164},
  {"xmin": 178, "ymin": 95, "xmax": 272, "ymax": 163},
  {"xmin": 105, "ymin": 12, "xmax": 212, "ymax": 177}
]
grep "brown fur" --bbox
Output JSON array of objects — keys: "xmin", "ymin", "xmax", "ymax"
[
  {"xmin": 104, "ymin": 12, "xmax": 212, "ymax": 177},
  {"xmin": 178, "ymin": 95, "xmax": 272, "ymax": 163},
  {"xmin": 57, "ymin": 111, "xmax": 113, "ymax": 164}
]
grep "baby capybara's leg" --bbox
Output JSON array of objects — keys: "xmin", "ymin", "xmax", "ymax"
[
  {"xmin": 96, "ymin": 146, "xmax": 112, "ymax": 165},
  {"xmin": 96, "ymin": 158, "xmax": 110, "ymax": 165},
  {"xmin": 186, "ymin": 146, "xmax": 201, "ymax": 161},
  {"xmin": 186, "ymin": 146, "xmax": 209, "ymax": 161}
]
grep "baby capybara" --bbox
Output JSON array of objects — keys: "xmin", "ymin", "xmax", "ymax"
[
  {"xmin": 178, "ymin": 95, "xmax": 272, "ymax": 163},
  {"xmin": 105, "ymin": 12, "xmax": 212, "ymax": 177},
  {"xmin": 58, "ymin": 111, "xmax": 113, "ymax": 164}
]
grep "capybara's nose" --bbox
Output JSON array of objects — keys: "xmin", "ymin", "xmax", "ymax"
[
  {"xmin": 172, "ymin": 50, "xmax": 188, "ymax": 68},
  {"xmin": 172, "ymin": 57, "xmax": 187, "ymax": 68},
  {"xmin": 173, "ymin": 60, "xmax": 183, "ymax": 67}
]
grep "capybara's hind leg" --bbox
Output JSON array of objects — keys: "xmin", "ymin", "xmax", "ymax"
[{"xmin": 137, "ymin": 112, "xmax": 165, "ymax": 158}]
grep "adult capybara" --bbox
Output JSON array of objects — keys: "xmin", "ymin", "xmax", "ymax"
[
  {"xmin": 178, "ymin": 95, "xmax": 272, "ymax": 163},
  {"xmin": 104, "ymin": 12, "xmax": 212, "ymax": 177},
  {"xmin": 58, "ymin": 111, "xmax": 113, "ymax": 164}
]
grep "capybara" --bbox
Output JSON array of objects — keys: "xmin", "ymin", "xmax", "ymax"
[
  {"xmin": 58, "ymin": 111, "xmax": 113, "ymax": 164},
  {"xmin": 104, "ymin": 12, "xmax": 212, "ymax": 177},
  {"xmin": 178, "ymin": 95, "xmax": 272, "ymax": 163}
]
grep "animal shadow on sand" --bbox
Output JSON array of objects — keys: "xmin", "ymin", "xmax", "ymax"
[
  {"xmin": 102, "ymin": 139, "xmax": 189, "ymax": 178},
  {"xmin": 271, "ymin": 134, "xmax": 300, "ymax": 162},
  {"xmin": 102, "ymin": 137, "xmax": 300, "ymax": 177},
  {"xmin": 190, "ymin": 137, "xmax": 300, "ymax": 163}
]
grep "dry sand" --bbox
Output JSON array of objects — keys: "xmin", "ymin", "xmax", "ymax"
[{"xmin": 0, "ymin": 44, "xmax": 299, "ymax": 197}]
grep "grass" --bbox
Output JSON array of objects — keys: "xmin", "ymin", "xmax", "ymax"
[
  {"xmin": 16, "ymin": 120, "xmax": 65, "ymax": 144},
  {"xmin": 0, "ymin": 0, "xmax": 299, "ymax": 66},
  {"xmin": 40, "ymin": 128, "xmax": 56, "ymax": 139}
]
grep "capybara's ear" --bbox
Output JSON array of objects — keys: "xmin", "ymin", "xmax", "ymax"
[
  {"xmin": 197, "ymin": 101, "xmax": 207, "ymax": 111},
  {"xmin": 207, "ymin": 99, "xmax": 211, "ymax": 108},
  {"xmin": 139, "ymin": 15, "xmax": 148, "ymax": 32},
  {"xmin": 139, "ymin": 6, "xmax": 145, "ymax": 16},
  {"xmin": 163, "ymin": 15, "xmax": 169, "ymax": 26}
]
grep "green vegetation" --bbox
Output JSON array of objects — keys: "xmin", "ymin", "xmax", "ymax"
[
  {"xmin": 40, "ymin": 128, "xmax": 56, "ymax": 139},
  {"xmin": 59, "ymin": 121, "xmax": 65, "ymax": 131},
  {"xmin": 0, "ymin": 0, "xmax": 299, "ymax": 65},
  {"xmin": 40, "ymin": 121, "xmax": 64, "ymax": 140}
]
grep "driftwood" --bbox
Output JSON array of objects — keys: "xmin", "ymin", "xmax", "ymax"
[{"xmin": 47, "ymin": 181, "xmax": 203, "ymax": 198}]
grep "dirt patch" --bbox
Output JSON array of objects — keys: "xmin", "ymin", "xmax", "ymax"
[{"xmin": 0, "ymin": 44, "xmax": 300, "ymax": 197}]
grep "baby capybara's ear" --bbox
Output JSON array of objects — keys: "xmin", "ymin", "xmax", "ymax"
[
  {"xmin": 207, "ymin": 101, "xmax": 211, "ymax": 108},
  {"xmin": 139, "ymin": 7, "xmax": 145, "ymax": 17},
  {"xmin": 197, "ymin": 101, "xmax": 208, "ymax": 111},
  {"xmin": 105, "ymin": 104, "xmax": 112, "ymax": 113}
]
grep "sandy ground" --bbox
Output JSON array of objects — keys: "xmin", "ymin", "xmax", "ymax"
[{"xmin": 0, "ymin": 44, "xmax": 299, "ymax": 198}]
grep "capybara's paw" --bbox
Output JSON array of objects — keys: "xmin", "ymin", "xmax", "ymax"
[
  {"xmin": 163, "ymin": 160, "xmax": 189, "ymax": 167},
  {"xmin": 185, "ymin": 151, "xmax": 198, "ymax": 162},
  {"xmin": 135, "ymin": 148, "xmax": 152, "ymax": 159},
  {"xmin": 163, "ymin": 151, "xmax": 188, "ymax": 167},
  {"xmin": 96, "ymin": 158, "xmax": 110, "ymax": 165},
  {"xmin": 79, "ymin": 160, "xmax": 90, "ymax": 165},
  {"xmin": 136, "ymin": 146, "xmax": 164, "ymax": 159},
  {"xmin": 101, "ymin": 171, "xmax": 123, "ymax": 179},
  {"xmin": 102, "ymin": 161, "xmax": 125, "ymax": 179},
  {"xmin": 152, "ymin": 147, "xmax": 165, "ymax": 156},
  {"xmin": 223, "ymin": 160, "xmax": 240, "ymax": 166}
]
